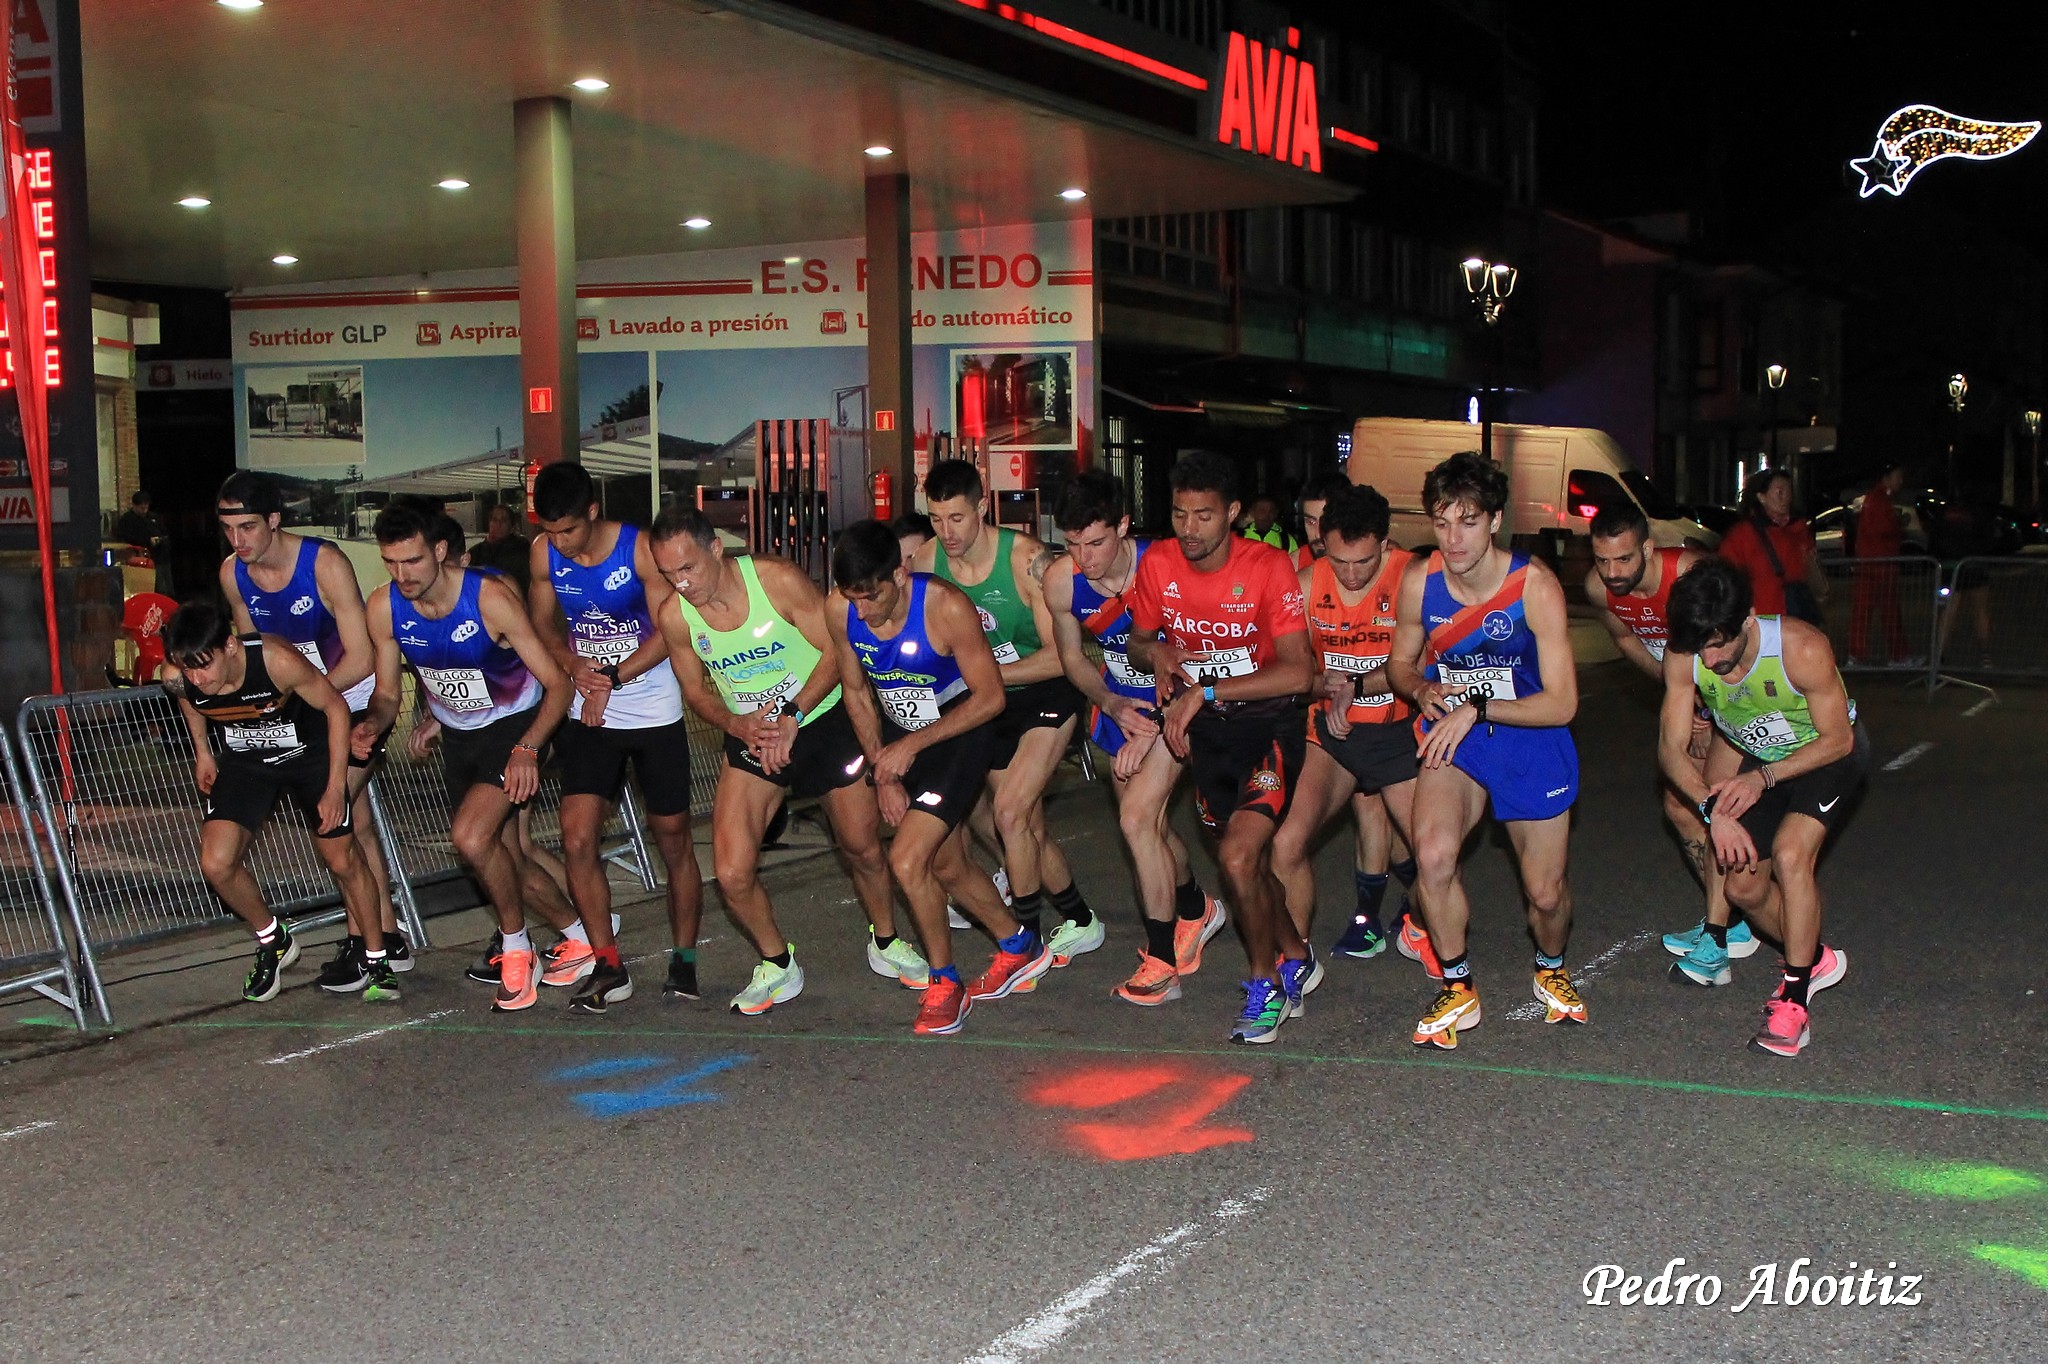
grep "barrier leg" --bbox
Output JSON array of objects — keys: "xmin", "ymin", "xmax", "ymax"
[{"xmin": 366, "ymin": 777, "xmax": 431, "ymax": 949}]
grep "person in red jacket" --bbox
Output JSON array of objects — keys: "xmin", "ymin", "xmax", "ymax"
[
  {"xmin": 1848, "ymin": 463, "xmax": 1914, "ymax": 664},
  {"xmin": 1719, "ymin": 469, "xmax": 1827, "ymax": 623}
]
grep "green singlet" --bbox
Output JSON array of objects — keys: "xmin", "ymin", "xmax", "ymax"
[
  {"xmin": 933, "ymin": 525, "xmax": 1040, "ymax": 687},
  {"xmin": 1693, "ymin": 614, "xmax": 1854, "ymax": 763},
  {"xmin": 672, "ymin": 556, "xmax": 839, "ymax": 723}
]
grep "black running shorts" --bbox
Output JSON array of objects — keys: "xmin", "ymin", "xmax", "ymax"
[
  {"xmin": 723, "ymin": 703, "xmax": 867, "ymax": 800},
  {"xmin": 889, "ymin": 717, "xmax": 996, "ymax": 833},
  {"xmin": 1309, "ymin": 711, "xmax": 1419, "ymax": 794},
  {"xmin": 205, "ymin": 754, "xmax": 352, "ymax": 840},
  {"xmin": 442, "ymin": 709, "xmax": 547, "ymax": 811},
  {"xmin": 557, "ymin": 715, "xmax": 695, "ymax": 818},
  {"xmin": 989, "ymin": 675, "xmax": 1083, "ymax": 770},
  {"xmin": 1735, "ymin": 723, "xmax": 1870, "ymax": 850},
  {"xmin": 1190, "ymin": 703, "xmax": 1305, "ymax": 833}
]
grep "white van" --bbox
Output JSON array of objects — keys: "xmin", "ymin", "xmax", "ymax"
[{"xmin": 1347, "ymin": 418, "xmax": 1713, "ymax": 549}]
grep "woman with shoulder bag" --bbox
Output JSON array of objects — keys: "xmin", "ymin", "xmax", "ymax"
[{"xmin": 1719, "ymin": 468, "xmax": 1827, "ymax": 626}]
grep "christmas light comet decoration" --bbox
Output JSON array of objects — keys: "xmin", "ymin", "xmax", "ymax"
[{"xmin": 1851, "ymin": 104, "xmax": 2040, "ymax": 197}]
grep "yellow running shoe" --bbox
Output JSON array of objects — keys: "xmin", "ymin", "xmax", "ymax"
[
  {"xmin": 1412, "ymin": 981, "xmax": 1481, "ymax": 1049},
  {"xmin": 1533, "ymin": 966, "xmax": 1587, "ymax": 1024}
]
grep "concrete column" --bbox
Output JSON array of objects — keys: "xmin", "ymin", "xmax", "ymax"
[
  {"xmin": 864, "ymin": 172, "xmax": 914, "ymax": 505},
  {"xmin": 515, "ymin": 96, "xmax": 577, "ymax": 467}
]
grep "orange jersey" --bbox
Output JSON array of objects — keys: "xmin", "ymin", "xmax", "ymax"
[{"xmin": 1306, "ymin": 547, "xmax": 1412, "ymax": 726}]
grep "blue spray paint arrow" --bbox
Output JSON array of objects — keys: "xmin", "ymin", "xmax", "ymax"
[{"xmin": 550, "ymin": 1052, "xmax": 754, "ymax": 1119}]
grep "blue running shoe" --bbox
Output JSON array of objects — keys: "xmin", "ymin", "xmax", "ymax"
[
  {"xmin": 1230, "ymin": 978, "xmax": 1287, "ymax": 1044},
  {"xmin": 1663, "ymin": 919, "xmax": 1759, "ymax": 959},
  {"xmin": 1332, "ymin": 914, "xmax": 1387, "ymax": 959},
  {"xmin": 1279, "ymin": 947, "xmax": 1324, "ymax": 1018},
  {"xmin": 1669, "ymin": 937, "xmax": 1731, "ymax": 987}
]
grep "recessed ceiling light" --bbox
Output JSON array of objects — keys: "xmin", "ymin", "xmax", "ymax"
[
  {"xmin": 864, "ymin": 145, "xmax": 893, "ymax": 158},
  {"xmin": 571, "ymin": 77, "xmax": 610, "ymax": 92},
  {"xmin": 436, "ymin": 178, "xmax": 470, "ymax": 191},
  {"xmin": 177, "ymin": 195, "xmax": 211, "ymax": 208},
  {"xmin": 682, "ymin": 217, "xmax": 712, "ymax": 229},
  {"xmin": 271, "ymin": 254, "xmax": 298, "ymax": 266},
  {"xmin": 1059, "ymin": 187, "xmax": 1088, "ymax": 201},
  {"xmin": 783, "ymin": 256, "xmax": 802, "ymax": 264},
  {"xmin": 218, "ymin": 0, "xmax": 264, "ymax": 10}
]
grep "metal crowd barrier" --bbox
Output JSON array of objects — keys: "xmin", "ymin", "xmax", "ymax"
[
  {"xmin": 1816, "ymin": 555, "xmax": 1941, "ymax": 694},
  {"xmin": 0, "ymin": 725, "xmax": 97, "ymax": 1029},
  {"xmin": 1934, "ymin": 556, "xmax": 2048, "ymax": 686}
]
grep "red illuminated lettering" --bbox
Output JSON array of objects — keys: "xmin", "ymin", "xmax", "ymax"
[
  {"xmin": 948, "ymin": 255, "xmax": 974, "ymax": 290},
  {"xmin": 31, "ymin": 198, "xmax": 51, "ymax": 240},
  {"xmin": 1213, "ymin": 30, "xmax": 1321, "ymax": 172},
  {"xmin": 1291, "ymin": 62, "xmax": 1321, "ymax": 171},
  {"xmin": 27, "ymin": 149, "xmax": 50, "ymax": 191},
  {"xmin": 37, "ymin": 247, "xmax": 54, "ymax": 288},
  {"xmin": 1217, "ymin": 32, "xmax": 1252, "ymax": 150}
]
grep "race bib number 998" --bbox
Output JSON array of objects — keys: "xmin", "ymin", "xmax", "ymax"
[
  {"xmin": 1437, "ymin": 664, "xmax": 1517, "ymax": 707},
  {"xmin": 418, "ymin": 666, "xmax": 492, "ymax": 713}
]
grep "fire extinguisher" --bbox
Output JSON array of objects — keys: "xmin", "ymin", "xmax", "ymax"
[
  {"xmin": 524, "ymin": 460, "xmax": 541, "ymax": 523},
  {"xmin": 871, "ymin": 469, "xmax": 892, "ymax": 520}
]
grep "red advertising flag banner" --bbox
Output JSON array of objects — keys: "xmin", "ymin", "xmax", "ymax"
[{"xmin": 0, "ymin": 0, "xmax": 60, "ymax": 693}]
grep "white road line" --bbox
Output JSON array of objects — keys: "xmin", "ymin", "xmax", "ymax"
[
  {"xmin": 262, "ymin": 1009, "xmax": 458, "ymax": 1065},
  {"xmin": 962, "ymin": 1189, "xmax": 1269, "ymax": 1364},
  {"xmin": 0, "ymin": 1121, "xmax": 55, "ymax": 1142},
  {"xmin": 1504, "ymin": 931, "xmax": 1655, "ymax": 1022},
  {"xmin": 1963, "ymin": 696, "xmax": 1998, "ymax": 718},
  {"xmin": 1883, "ymin": 741, "xmax": 1935, "ymax": 771}
]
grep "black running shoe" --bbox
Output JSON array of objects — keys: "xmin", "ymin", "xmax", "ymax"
[
  {"xmin": 569, "ymin": 961, "xmax": 634, "ymax": 1015},
  {"xmin": 662, "ymin": 954, "xmax": 699, "ymax": 1000},
  {"xmin": 244, "ymin": 923, "xmax": 300, "ymax": 1003},
  {"xmin": 318, "ymin": 935, "xmax": 369, "ymax": 994},
  {"xmin": 465, "ymin": 931, "xmax": 504, "ymax": 985},
  {"xmin": 383, "ymin": 928, "xmax": 415, "ymax": 973},
  {"xmin": 362, "ymin": 959, "xmax": 403, "ymax": 1003}
]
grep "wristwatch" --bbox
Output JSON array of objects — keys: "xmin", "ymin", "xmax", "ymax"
[
  {"xmin": 785, "ymin": 706, "xmax": 804, "ymax": 728},
  {"xmin": 1202, "ymin": 684, "xmax": 1217, "ymax": 704},
  {"xmin": 1472, "ymin": 694, "xmax": 1491, "ymax": 733},
  {"xmin": 597, "ymin": 663, "xmax": 622, "ymax": 685}
]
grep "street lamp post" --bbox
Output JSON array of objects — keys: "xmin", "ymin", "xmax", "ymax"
[
  {"xmin": 1460, "ymin": 256, "xmax": 1517, "ymax": 465},
  {"xmin": 1947, "ymin": 372, "xmax": 1968, "ymax": 498},
  {"xmin": 2025, "ymin": 408, "xmax": 2041, "ymax": 515},
  {"xmin": 1765, "ymin": 361, "xmax": 1788, "ymax": 496}
]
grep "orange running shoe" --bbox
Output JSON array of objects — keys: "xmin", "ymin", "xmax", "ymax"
[
  {"xmin": 1396, "ymin": 915, "xmax": 1443, "ymax": 982},
  {"xmin": 1411, "ymin": 981, "xmax": 1480, "ymax": 1049},
  {"xmin": 494, "ymin": 948, "xmax": 540, "ymax": 1012},
  {"xmin": 969, "ymin": 937, "xmax": 1053, "ymax": 1001},
  {"xmin": 1174, "ymin": 896, "xmax": 1228, "ymax": 976},
  {"xmin": 914, "ymin": 976, "xmax": 972, "ymax": 1035},
  {"xmin": 1113, "ymin": 953, "xmax": 1183, "ymax": 1007},
  {"xmin": 541, "ymin": 936, "xmax": 596, "ymax": 988}
]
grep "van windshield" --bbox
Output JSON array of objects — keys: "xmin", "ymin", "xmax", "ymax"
[{"xmin": 1621, "ymin": 468, "xmax": 1682, "ymax": 520}]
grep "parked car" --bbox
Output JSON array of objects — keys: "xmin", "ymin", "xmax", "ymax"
[
  {"xmin": 1812, "ymin": 491, "xmax": 1931, "ymax": 557},
  {"xmin": 1678, "ymin": 502, "xmax": 1741, "ymax": 538}
]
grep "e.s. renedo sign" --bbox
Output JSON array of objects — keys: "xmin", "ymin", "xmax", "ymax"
[{"xmin": 230, "ymin": 221, "xmax": 1091, "ymax": 365}]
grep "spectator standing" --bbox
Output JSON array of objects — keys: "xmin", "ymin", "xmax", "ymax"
[
  {"xmin": 1719, "ymin": 468, "xmax": 1826, "ymax": 626},
  {"xmin": 1240, "ymin": 494, "xmax": 1303, "ymax": 560},
  {"xmin": 114, "ymin": 489, "xmax": 175, "ymax": 596},
  {"xmin": 467, "ymin": 503, "xmax": 533, "ymax": 593},
  {"xmin": 1848, "ymin": 463, "xmax": 1913, "ymax": 664}
]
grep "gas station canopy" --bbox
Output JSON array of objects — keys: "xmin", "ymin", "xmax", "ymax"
[{"xmin": 83, "ymin": 0, "xmax": 1348, "ymax": 287}]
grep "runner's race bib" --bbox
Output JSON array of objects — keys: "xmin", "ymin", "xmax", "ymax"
[
  {"xmin": 1105, "ymin": 649, "xmax": 1155, "ymax": 689},
  {"xmin": 1182, "ymin": 647, "xmax": 1255, "ymax": 684},
  {"xmin": 1730, "ymin": 709, "xmax": 1798, "ymax": 754},
  {"xmin": 1642, "ymin": 637, "xmax": 1667, "ymax": 662},
  {"xmin": 1324, "ymin": 650, "xmax": 1392, "ymax": 708},
  {"xmin": 574, "ymin": 633, "xmax": 638, "ymax": 669},
  {"xmin": 417, "ymin": 665, "xmax": 492, "ymax": 713},
  {"xmin": 291, "ymin": 640, "xmax": 327, "ymax": 670},
  {"xmin": 1437, "ymin": 664, "xmax": 1517, "ymax": 707},
  {"xmin": 225, "ymin": 718, "xmax": 301, "ymax": 753},
  {"xmin": 990, "ymin": 641, "xmax": 1022, "ymax": 665},
  {"xmin": 731, "ymin": 675, "xmax": 800, "ymax": 715},
  {"xmin": 879, "ymin": 686, "xmax": 941, "ymax": 730}
]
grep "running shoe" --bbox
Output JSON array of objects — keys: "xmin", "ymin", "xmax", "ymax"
[
  {"xmin": 569, "ymin": 961, "xmax": 634, "ymax": 1015},
  {"xmin": 730, "ymin": 952, "xmax": 805, "ymax": 1016},
  {"xmin": 1047, "ymin": 916, "xmax": 1106, "ymax": 967},
  {"xmin": 1113, "ymin": 953, "xmax": 1182, "ymax": 1007},
  {"xmin": 1174, "ymin": 896, "xmax": 1228, "ymax": 976},
  {"xmin": 383, "ymin": 928, "xmax": 415, "ymax": 973},
  {"xmin": 493, "ymin": 948, "xmax": 539, "ymax": 1011},
  {"xmin": 243, "ymin": 924, "xmax": 300, "ymax": 1004},
  {"xmin": 1533, "ymin": 966, "xmax": 1587, "ymax": 1024},
  {"xmin": 1396, "ymin": 915, "xmax": 1443, "ymax": 981},
  {"xmin": 1669, "ymin": 937, "xmax": 1732, "ymax": 987},
  {"xmin": 1229, "ymin": 978, "xmax": 1287, "ymax": 1045},
  {"xmin": 465, "ymin": 932, "xmax": 504, "ymax": 985},
  {"xmin": 1279, "ymin": 948, "xmax": 1324, "ymax": 1018},
  {"xmin": 1773, "ymin": 945, "xmax": 1848, "ymax": 1001},
  {"xmin": 541, "ymin": 935, "xmax": 597, "ymax": 988},
  {"xmin": 1331, "ymin": 914, "xmax": 1387, "ymax": 959},
  {"xmin": 361, "ymin": 959, "xmax": 402, "ymax": 1004},
  {"xmin": 866, "ymin": 930, "xmax": 931, "ymax": 990},
  {"xmin": 317, "ymin": 935, "xmax": 369, "ymax": 994},
  {"xmin": 1750, "ymin": 998, "xmax": 1810, "ymax": 1058},
  {"xmin": 1662, "ymin": 918, "xmax": 1759, "ymax": 959},
  {"xmin": 946, "ymin": 904, "xmax": 972, "ymax": 930},
  {"xmin": 993, "ymin": 866, "xmax": 1014, "ymax": 906},
  {"xmin": 1412, "ymin": 981, "xmax": 1481, "ymax": 1049},
  {"xmin": 662, "ymin": 954, "xmax": 700, "ymax": 1001},
  {"xmin": 968, "ymin": 936, "xmax": 1052, "ymax": 1001},
  {"xmin": 914, "ymin": 976, "xmax": 971, "ymax": 1036}
]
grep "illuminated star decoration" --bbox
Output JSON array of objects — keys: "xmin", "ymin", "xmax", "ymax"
[{"xmin": 1851, "ymin": 104, "xmax": 2041, "ymax": 198}]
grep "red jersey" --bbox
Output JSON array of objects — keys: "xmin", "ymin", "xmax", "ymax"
[
  {"xmin": 1307, "ymin": 548, "xmax": 1413, "ymax": 726},
  {"xmin": 1602, "ymin": 546, "xmax": 1684, "ymax": 661},
  {"xmin": 1129, "ymin": 535, "xmax": 1305, "ymax": 685}
]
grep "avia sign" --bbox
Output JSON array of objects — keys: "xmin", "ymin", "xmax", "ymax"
[{"xmin": 1213, "ymin": 28, "xmax": 1321, "ymax": 173}]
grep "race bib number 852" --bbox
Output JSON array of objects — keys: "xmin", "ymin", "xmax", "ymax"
[{"xmin": 879, "ymin": 686, "xmax": 941, "ymax": 731}]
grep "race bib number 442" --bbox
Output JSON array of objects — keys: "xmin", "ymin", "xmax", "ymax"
[{"xmin": 418, "ymin": 665, "xmax": 492, "ymax": 713}]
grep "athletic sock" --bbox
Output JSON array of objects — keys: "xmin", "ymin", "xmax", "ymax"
[
  {"xmin": 1705, "ymin": 922, "xmax": 1729, "ymax": 949},
  {"xmin": 594, "ymin": 944, "xmax": 621, "ymax": 969},
  {"xmin": 998, "ymin": 926, "xmax": 1036, "ymax": 955},
  {"xmin": 674, "ymin": 946, "xmax": 697, "ymax": 964},
  {"xmin": 562, "ymin": 921, "xmax": 592, "ymax": 946},
  {"xmin": 1173, "ymin": 879, "xmax": 1207, "ymax": 920},
  {"xmin": 503, "ymin": 928, "xmax": 532, "ymax": 956},
  {"xmin": 932, "ymin": 963, "xmax": 962, "ymax": 985},
  {"xmin": 1049, "ymin": 883, "xmax": 1094, "ymax": 928},
  {"xmin": 767, "ymin": 949, "xmax": 793, "ymax": 969},
  {"xmin": 364, "ymin": 948, "xmax": 387, "ymax": 964},
  {"xmin": 1389, "ymin": 857, "xmax": 1418, "ymax": 888},
  {"xmin": 1780, "ymin": 960, "xmax": 1813, "ymax": 1007},
  {"xmin": 875, "ymin": 933, "xmax": 898, "ymax": 951},
  {"xmin": 255, "ymin": 918, "xmax": 281, "ymax": 944},
  {"xmin": 1535, "ymin": 950, "xmax": 1564, "ymax": 971},
  {"xmin": 1144, "ymin": 917, "xmax": 1177, "ymax": 964},
  {"xmin": 1353, "ymin": 870, "xmax": 1389, "ymax": 923},
  {"xmin": 1011, "ymin": 890, "xmax": 1044, "ymax": 942},
  {"xmin": 1439, "ymin": 952, "xmax": 1472, "ymax": 985},
  {"xmin": 609, "ymin": 913, "xmax": 621, "ymax": 934}
]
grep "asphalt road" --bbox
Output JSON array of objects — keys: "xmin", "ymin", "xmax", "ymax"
[{"xmin": 2, "ymin": 663, "xmax": 2044, "ymax": 1363}]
